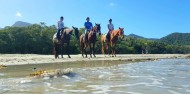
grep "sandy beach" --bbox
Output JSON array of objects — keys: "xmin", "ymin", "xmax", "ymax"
[{"xmin": 0, "ymin": 54, "xmax": 189, "ymax": 66}]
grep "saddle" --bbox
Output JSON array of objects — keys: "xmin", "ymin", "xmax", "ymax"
[
  {"xmin": 54, "ymin": 28, "xmax": 66, "ymax": 44},
  {"xmin": 82, "ymin": 32, "xmax": 89, "ymax": 42},
  {"xmin": 82, "ymin": 34, "xmax": 87, "ymax": 42}
]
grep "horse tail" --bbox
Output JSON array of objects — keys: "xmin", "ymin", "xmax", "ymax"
[
  {"xmin": 79, "ymin": 34, "xmax": 84, "ymax": 51},
  {"xmin": 53, "ymin": 33, "xmax": 59, "ymax": 58}
]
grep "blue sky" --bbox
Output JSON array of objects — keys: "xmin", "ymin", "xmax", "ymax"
[{"xmin": 0, "ymin": 0, "xmax": 190, "ymax": 38}]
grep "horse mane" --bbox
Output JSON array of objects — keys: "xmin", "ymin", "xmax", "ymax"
[
  {"xmin": 64, "ymin": 29, "xmax": 73, "ymax": 34},
  {"xmin": 111, "ymin": 29, "xmax": 120, "ymax": 36},
  {"xmin": 92, "ymin": 24, "xmax": 100, "ymax": 32}
]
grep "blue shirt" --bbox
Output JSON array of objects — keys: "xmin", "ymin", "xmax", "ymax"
[{"xmin": 84, "ymin": 22, "xmax": 93, "ymax": 31}]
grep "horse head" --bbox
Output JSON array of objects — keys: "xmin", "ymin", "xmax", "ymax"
[
  {"xmin": 94, "ymin": 23, "xmax": 101, "ymax": 35},
  {"xmin": 119, "ymin": 27, "xmax": 124, "ymax": 40},
  {"xmin": 72, "ymin": 26, "xmax": 79, "ymax": 40}
]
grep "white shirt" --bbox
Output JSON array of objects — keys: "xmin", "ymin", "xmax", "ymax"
[
  {"xmin": 58, "ymin": 21, "xmax": 64, "ymax": 29},
  {"xmin": 108, "ymin": 23, "xmax": 114, "ymax": 31}
]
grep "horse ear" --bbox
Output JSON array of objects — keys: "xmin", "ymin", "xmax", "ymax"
[
  {"xmin": 95, "ymin": 23, "xmax": 97, "ymax": 25},
  {"xmin": 119, "ymin": 27, "xmax": 121, "ymax": 29},
  {"xmin": 72, "ymin": 26, "xmax": 74, "ymax": 28}
]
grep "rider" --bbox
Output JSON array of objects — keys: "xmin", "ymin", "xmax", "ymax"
[
  {"xmin": 84, "ymin": 17, "xmax": 93, "ymax": 42},
  {"xmin": 56, "ymin": 16, "xmax": 64, "ymax": 43},
  {"xmin": 106, "ymin": 18, "xmax": 114, "ymax": 41}
]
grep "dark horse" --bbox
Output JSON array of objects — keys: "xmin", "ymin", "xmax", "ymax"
[
  {"xmin": 80, "ymin": 23, "xmax": 101, "ymax": 58},
  {"xmin": 53, "ymin": 26, "xmax": 79, "ymax": 58},
  {"xmin": 101, "ymin": 27, "xmax": 124, "ymax": 57}
]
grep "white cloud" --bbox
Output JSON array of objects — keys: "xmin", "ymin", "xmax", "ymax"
[
  {"xmin": 109, "ymin": 2, "xmax": 115, "ymax": 6},
  {"xmin": 16, "ymin": 12, "xmax": 22, "ymax": 17}
]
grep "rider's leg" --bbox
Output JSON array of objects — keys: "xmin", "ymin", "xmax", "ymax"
[
  {"xmin": 105, "ymin": 31, "xmax": 109, "ymax": 41},
  {"xmin": 108, "ymin": 33, "xmax": 111, "ymax": 41},
  {"xmin": 85, "ymin": 30, "xmax": 89, "ymax": 42},
  {"xmin": 56, "ymin": 29, "xmax": 61, "ymax": 41},
  {"xmin": 56, "ymin": 29, "xmax": 61, "ymax": 42}
]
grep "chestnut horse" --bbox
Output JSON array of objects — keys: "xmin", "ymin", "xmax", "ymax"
[
  {"xmin": 80, "ymin": 24, "xmax": 101, "ymax": 58},
  {"xmin": 101, "ymin": 27, "xmax": 124, "ymax": 57},
  {"xmin": 53, "ymin": 26, "xmax": 79, "ymax": 58}
]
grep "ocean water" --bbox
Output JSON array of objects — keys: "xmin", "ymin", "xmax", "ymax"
[{"xmin": 0, "ymin": 59, "xmax": 190, "ymax": 94}]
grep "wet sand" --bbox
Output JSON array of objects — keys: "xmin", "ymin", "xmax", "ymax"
[{"xmin": 0, "ymin": 54, "xmax": 189, "ymax": 66}]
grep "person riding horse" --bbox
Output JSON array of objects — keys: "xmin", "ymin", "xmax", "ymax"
[
  {"xmin": 106, "ymin": 18, "xmax": 114, "ymax": 42},
  {"xmin": 84, "ymin": 17, "xmax": 93, "ymax": 42},
  {"xmin": 53, "ymin": 26, "xmax": 79, "ymax": 59},
  {"xmin": 101, "ymin": 27, "xmax": 124, "ymax": 57},
  {"xmin": 80, "ymin": 23, "xmax": 101, "ymax": 58},
  {"xmin": 56, "ymin": 16, "xmax": 64, "ymax": 43}
]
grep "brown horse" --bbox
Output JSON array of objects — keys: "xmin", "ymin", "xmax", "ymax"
[
  {"xmin": 101, "ymin": 27, "xmax": 124, "ymax": 57},
  {"xmin": 80, "ymin": 24, "xmax": 101, "ymax": 58},
  {"xmin": 53, "ymin": 26, "xmax": 79, "ymax": 58}
]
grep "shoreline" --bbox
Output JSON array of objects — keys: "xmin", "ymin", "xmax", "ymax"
[{"xmin": 0, "ymin": 54, "xmax": 189, "ymax": 66}]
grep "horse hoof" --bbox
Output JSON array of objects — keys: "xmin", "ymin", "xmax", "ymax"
[{"xmin": 68, "ymin": 56, "xmax": 71, "ymax": 58}]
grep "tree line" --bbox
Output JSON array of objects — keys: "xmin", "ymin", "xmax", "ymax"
[{"xmin": 0, "ymin": 23, "xmax": 190, "ymax": 54}]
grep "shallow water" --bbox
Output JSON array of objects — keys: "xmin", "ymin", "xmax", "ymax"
[{"xmin": 0, "ymin": 59, "xmax": 190, "ymax": 94}]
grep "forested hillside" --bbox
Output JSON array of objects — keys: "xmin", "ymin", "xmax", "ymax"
[{"xmin": 160, "ymin": 33, "xmax": 190, "ymax": 45}]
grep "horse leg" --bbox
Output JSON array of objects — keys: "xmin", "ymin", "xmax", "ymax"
[
  {"xmin": 56, "ymin": 44, "xmax": 59, "ymax": 58},
  {"xmin": 53, "ymin": 43, "xmax": 56, "ymax": 58},
  {"xmin": 114, "ymin": 44, "xmax": 116, "ymax": 57},
  {"xmin": 111, "ymin": 42, "xmax": 114, "ymax": 57},
  {"xmin": 89, "ymin": 43, "xmax": 92, "ymax": 58},
  {"xmin": 67, "ymin": 42, "xmax": 71, "ymax": 58},
  {"xmin": 101, "ymin": 42, "xmax": 105, "ymax": 57},
  {"xmin": 93, "ymin": 42, "xmax": 96, "ymax": 57},
  {"xmin": 108, "ymin": 43, "xmax": 112, "ymax": 57},
  {"xmin": 54, "ymin": 44, "xmax": 57, "ymax": 59},
  {"xmin": 106, "ymin": 43, "xmax": 109, "ymax": 57},
  {"xmin": 84, "ymin": 43, "xmax": 88, "ymax": 58},
  {"xmin": 81, "ymin": 43, "xmax": 84, "ymax": 58},
  {"xmin": 61, "ymin": 44, "xmax": 63, "ymax": 58}
]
